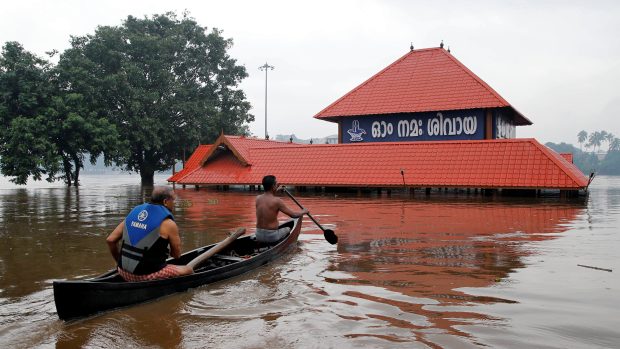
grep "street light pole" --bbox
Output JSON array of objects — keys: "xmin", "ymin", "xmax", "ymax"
[{"xmin": 258, "ymin": 62, "xmax": 274, "ymax": 139}]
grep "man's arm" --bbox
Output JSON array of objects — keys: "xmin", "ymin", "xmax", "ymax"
[
  {"xmin": 277, "ymin": 198, "xmax": 308, "ymax": 218},
  {"xmin": 106, "ymin": 221, "xmax": 124, "ymax": 262},
  {"xmin": 161, "ymin": 219, "xmax": 182, "ymax": 259}
]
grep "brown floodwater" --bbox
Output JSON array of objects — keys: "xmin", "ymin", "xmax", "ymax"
[{"xmin": 0, "ymin": 174, "xmax": 618, "ymax": 348}]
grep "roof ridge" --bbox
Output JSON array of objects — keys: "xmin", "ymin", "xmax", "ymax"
[
  {"xmin": 441, "ymin": 50, "xmax": 532, "ymax": 124},
  {"xmin": 313, "ymin": 49, "xmax": 417, "ymax": 119},
  {"xmin": 439, "ymin": 50, "xmax": 509, "ymax": 106},
  {"xmin": 313, "ymin": 47, "xmax": 532, "ymax": 125},
  {"xmin": 201, "ymin": 135, "xmax": 250, "ymax": 166},
  {"xmin": 247, "ymin": 138, "xmax": 536, "ymax": 149},
  {"xmin": 170, "ymin": 165, "xmax": 202, "ymax": 183},
  {"xmin": 227, "ymin": 135, "xmax": 292, "ymax": 144},
  {"xmin": 528, "ymin": 139, "xmax": 588, "ymax": 187}
]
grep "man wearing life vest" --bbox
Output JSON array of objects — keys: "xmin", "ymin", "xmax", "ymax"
[{"xmin": 106, "ymin": 186, "xmax": 193, "ymax": 281}]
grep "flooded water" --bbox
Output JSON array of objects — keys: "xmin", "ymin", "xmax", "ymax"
[{"xmin": 0, "ymin": 174, "xmax": 618, "ymax": 348}]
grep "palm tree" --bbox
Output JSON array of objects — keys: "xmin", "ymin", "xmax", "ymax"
[
  {"xmin": 610, "ymin": 137, "xmax": 620, "ymax": 152},
  {"xmin": 600, "ymin": 131, "xmax": 608, "ymax": 146},
  {"xmin": 606, "ymin": 132, "xmax": 616, "ymax": 151},
  {"xmin": 588, "ymin": 131, "xmax": 603, "ymax": 153},
  {"xmin": 577, "ymin": 130, "xmax": 588, "ymax": 151},
  {"xmin": 587, "ymin": 132, "xmax": 597, "ymax": 152}
]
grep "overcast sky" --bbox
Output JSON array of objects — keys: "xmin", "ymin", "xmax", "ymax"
[{"xmin": 2, "ymin": 0, "xmax": 619, "ymax": 144}]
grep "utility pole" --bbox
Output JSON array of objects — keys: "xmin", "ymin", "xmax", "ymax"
[{"xmin": 258, "ymin": 62, "xmax": 274, "ymax": 139}]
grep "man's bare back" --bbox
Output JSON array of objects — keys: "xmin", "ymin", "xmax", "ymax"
[{"xmin": 256, "ymin": 176, "xmax": 307, "ymax": 230}]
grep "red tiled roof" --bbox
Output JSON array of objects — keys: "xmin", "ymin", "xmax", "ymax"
[
  {"xmin": 314, "ymin": 47, "xmax": 532, "ymax": 126},
  {"xmin": 195, "ymin": 134, "xmax": 297, "ymax": 167},
  {"xmin": 167, "ymin": 144, "xmax": 212, "ymax": 182},
  {"xmin": 175, "ymin": 136, "xmax": 587, "ymax": 190},
  {"xmin": 559, "ymin": 153, "xmax": 573, "ymax": 163},
  {"xmin": 225, "ymin": 135, "xmax": 298, "ymax": 165}
]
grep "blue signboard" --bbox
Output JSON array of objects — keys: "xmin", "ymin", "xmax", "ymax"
[
  {"xmin": 341, "ymin": 109, "xmax": 485, "ymax": 143},
  {"xmin": 493, "ymin": 110, "xmax": 516, "ymax": 139}
]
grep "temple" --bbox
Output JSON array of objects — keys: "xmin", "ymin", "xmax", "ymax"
[{"xmin": 169, "ymin": 46, "xmax": 589, "ymax": 195}]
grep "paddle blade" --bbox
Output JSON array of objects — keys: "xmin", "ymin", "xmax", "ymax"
[{"xmin": 324, "ymin": 229, "xmax": 338, "ymax": 244}]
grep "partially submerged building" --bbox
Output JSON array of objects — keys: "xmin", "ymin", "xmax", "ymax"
[{"xmin": 169, "ymin": 46, "xmax": 589, "ymax": 195}]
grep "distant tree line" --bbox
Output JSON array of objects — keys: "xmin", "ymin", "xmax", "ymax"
[
  {"xmin": 546, "ymin": 129, "xmax": 620, "ymax": 175},
  {"xmin": 576, "ymin": 130, "xmax": 620, "ymax": 153},
  {"xmin": 0, "ymin": 12, "xmax": 253, "ymax": 186}
]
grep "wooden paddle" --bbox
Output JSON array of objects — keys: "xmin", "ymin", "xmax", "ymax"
[
  {"xmin": 186, "ymin": 228, "xmax": 246, "ymax": 270},
  {"xmin": 282, "ymin": 187, "xmax": 338, "ymax": 244}
]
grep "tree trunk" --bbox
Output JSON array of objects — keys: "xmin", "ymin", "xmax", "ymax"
[
  {"xmin": 62, "ymin": 157, "xmax": 72, "ymax": 187},
  {"xmin": 73, "ymin": 163, "xmax": 80, "ymax": 187},
  {"xmin": 71, "ymin": 155, "xmax": 82, "ymax": 187},
  {"xmin": 140, "ymin": 150, "xmax": 156, "ymax": 186},
  {"xmin": 140, "ymin": 169, "xmax": 155, "ymax": 186}
]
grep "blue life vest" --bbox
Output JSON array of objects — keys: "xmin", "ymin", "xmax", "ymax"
[{"xmin": 118, "ymin": 203, "xmax": 174, "ymax": 275}]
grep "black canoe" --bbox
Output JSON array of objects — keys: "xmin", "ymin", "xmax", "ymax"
[{"xmin": 53, "ymin": 217, "xmax": 303, "ymax": 320}]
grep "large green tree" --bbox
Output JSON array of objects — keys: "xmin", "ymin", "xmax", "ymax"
[
  {"xmin": 0, "ymin": 42, "xmax": 58, "ymax": 184},
  {"xmin": 61, "ymin": 12, "xmax": 254, "ymax": 185},
  {"xmin": 0, "ymin": 41, "xmax": 121, "ymax": 186}
]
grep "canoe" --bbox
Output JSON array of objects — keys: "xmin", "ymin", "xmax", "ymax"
[{"xmin": 53, "ymin": 217, "xmax": 303, "ymax": 320}]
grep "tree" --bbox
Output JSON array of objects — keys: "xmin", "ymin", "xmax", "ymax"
[
  {"xmin": 599, "ymin": 150, "xmax": 620, "ymax": 175},
  {"xmin": 545, "ymin": 142, "xmax": 598, "ymax": 175},
  {"xmin": 577, "ymin": 130, "xmax": 588, "ymax": 151},
  {"xmin": 610, "ymin": 137, "xmax": 620, "ymax": 152},
  {"xmin": 60, "ymin": 12, "xmax": 254, "ymax": 185},
  {"xmin": 0, "ymin": 42, "xmax": 59, "ymax": 183},
  {"xmin": 44, "ymin": 91, "xmax": 123, "ymax": 186},
  {"xmin": 605, "ymin": 132, "xmax": 616, "ymax": 151},
  {"xmin": 588, "ymin": 131, "xmax": 603, "ymax": 153},
  {"xmin": 0, "ymin": 41, "xmax": 121, "ymax": 186}
]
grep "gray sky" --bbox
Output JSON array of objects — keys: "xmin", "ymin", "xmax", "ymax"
[{"xmin": 2, "ymin": 0, "xmax": 619, "ymax": 144}]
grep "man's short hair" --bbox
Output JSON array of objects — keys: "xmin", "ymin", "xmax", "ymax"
[
  {"xmin": 262, "ymin": 175, "xmax": 276, "ymax": 191},
  {"xmin": 151, "ymin": 186, "xmax": 175, "ymax": 205}
]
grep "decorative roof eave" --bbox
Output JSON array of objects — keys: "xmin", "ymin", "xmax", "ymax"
[
  {"xmin": 316, "ymin": 106, "xmax": 532, "ymax": 126},
  {"xmin": 200, "ymin": 134, "xmax": 251, "ymax": 167}
]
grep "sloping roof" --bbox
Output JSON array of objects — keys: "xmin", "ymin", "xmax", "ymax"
[
  {"xmin": 225, "ymin": 135, "xmax": 298, "ymax": 164},
  {"xmin": 168, "ymin": 135, "xmax": 298, "ymax": 183},
  {"xmin": 314, "ymin": 47, "xmax": 532, "ymax": 126},
  {"xmin": 167, "ymin": 144, "xmax": 211, "ymax": 182},
  {"xmin": 559, "ymin": 153, "xmax": 573, "ymax": 163},
  {"xmin": 174, "ymin": 136, "xmax": 588, "ymax": 190}
]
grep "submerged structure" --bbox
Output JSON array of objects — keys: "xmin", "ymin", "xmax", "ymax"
[{"xmin": 169, "ymin": 46, "xmax": 589, "ymax": 195}]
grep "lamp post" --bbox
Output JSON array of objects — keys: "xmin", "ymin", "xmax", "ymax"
[{"xmin": 258, "ymin": 62, "xmax": 274, "ymax": 139}]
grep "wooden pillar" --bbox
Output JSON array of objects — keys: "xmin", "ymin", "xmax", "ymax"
[{"xmin": 485, "ymin": 109, "xmax": 493, "ymax": 139}]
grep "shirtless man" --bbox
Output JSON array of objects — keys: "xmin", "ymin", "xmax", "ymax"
[{"xmin": 255, "ymin": 175, "xmax": 308, "ymax": 243}]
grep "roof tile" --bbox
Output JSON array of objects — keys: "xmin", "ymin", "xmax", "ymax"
[
  {"xmin": 314, "ymin": 47, "xmax": 531, "ymax": 125},
  {"xmin": 175, "ymin": 136, "xmax": 588, "ymax": 190}
]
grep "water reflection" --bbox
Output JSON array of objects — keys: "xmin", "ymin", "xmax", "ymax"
[
  {"xmin": 283, "ymin": 197, "xmax": 587, "ymax": 347},
  {"xmin": 2, "ymin": 174, "xmax": 617, "ymax": 348}
]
